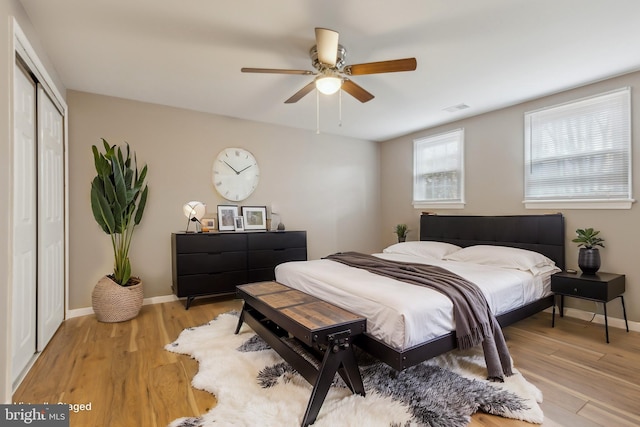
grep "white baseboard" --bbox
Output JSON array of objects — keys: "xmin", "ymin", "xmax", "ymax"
[
  {"xmin": 144, "ymin": 294, "xmax": 179, "ymax": 305},
  {"xmin": 66, "ymin": 306, "xmax": 94, "ymax": 319},
  {"xmin": 544, "ymin": 306, "xmax": 639, "ymax": 332},
  {"xmin": 66, "ymin": 294, "xmax": 178, "ymax": 319}
]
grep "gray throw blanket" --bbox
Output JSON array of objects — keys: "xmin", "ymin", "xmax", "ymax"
[{"xmin": 324, "ymin": 251, "xmax": 513, "ymax": 381}]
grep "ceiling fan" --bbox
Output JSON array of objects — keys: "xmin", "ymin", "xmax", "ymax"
[{"xmin": 241, "ymin": 28, "xmax": 417, "ymax": 104}]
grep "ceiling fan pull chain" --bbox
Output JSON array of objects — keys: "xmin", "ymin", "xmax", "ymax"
[
  {"xmin": 339, "ymin": 89, "xmax": 342, "ymax": 127},
  {"xmin": 316, "ymin": 90, "xmax": 321, "ymax": 134}
]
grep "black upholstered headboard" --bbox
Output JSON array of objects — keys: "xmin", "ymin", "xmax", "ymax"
[{"xmin": 420, "ymin": 214, "xmax": 565, "ymax": 270}]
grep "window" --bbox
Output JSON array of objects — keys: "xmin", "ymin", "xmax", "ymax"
[
  {"xmin": 413, "ymin": 129, "xmax": 465, "ymax": 208},
  {"xmin": 524, "ymin": 87, "xmax": 632, "ymax": 209}
]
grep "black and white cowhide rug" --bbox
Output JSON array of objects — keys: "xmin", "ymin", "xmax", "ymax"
[{"xmin": 165, "ymin": 312, "xmax": 543, "ymax": 427}]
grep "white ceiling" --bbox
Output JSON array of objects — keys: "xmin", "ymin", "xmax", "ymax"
[{"xmin": 19, "ymin": 0, "xmax": 640, "ymax": 142}]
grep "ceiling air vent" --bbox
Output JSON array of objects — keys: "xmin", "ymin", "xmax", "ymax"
[{"xmin": 443, "ymin": 103, "xmax": 470, "ymax": 113}]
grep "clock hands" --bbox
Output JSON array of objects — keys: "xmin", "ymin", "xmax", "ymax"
[
  {"xmin": 223, "ymin": 160, "xmax": 241, "ymax": 175},
  {"xmin": 237, "ymin": 163, "xmax": 255, "ymax": 174},
  {"xmin": 224, "ymin": 160, "xmax": 255, "ymax": 175}
]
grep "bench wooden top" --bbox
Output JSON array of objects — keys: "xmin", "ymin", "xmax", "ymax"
[{"xmin": 237, "ymin": 281, "xmax": 366, "ymax": 345}]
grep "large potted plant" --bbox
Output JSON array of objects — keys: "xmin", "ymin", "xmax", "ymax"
[
  {"xmin": 90, "ymin": 139, "xmax": 149, "ymax": 322},
  {"xmin": 572, "ymin": 228, "xmax": 604, "ymax": 274}
]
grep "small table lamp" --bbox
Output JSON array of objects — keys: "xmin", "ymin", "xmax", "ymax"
[{"xmin": 183, "ymin": 201, "xmax": 206, "ymax": 233}]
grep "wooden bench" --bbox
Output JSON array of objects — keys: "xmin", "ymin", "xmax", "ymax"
[{"xmin": 235, "ymin": 281, "xmax": 366, "ymax": 427}]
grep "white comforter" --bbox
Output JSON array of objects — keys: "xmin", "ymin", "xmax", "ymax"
[{"xmin": 274, "ymin": 253, "xmax": 552, "ymax": 351}]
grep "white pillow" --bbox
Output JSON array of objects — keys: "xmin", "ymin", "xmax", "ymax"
[
  {"xmin": 442, "ymin": 245, "xmax": 560, "ymax": 276},
  {"xmin": 529, "ymin": 263, "xmax": 562, "ymax": 276},
  {"xmin": 383, "ymin": 241, "xmax": 462, "ymax": 259}
]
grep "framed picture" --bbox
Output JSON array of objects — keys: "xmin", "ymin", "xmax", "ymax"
[
  {"xmin": 200, "ymin": 216, "xmax": 217, "ymax": 232},
  {"xmin": 234, "ymin": 216, "xmax": 245, "ymax": 231},
  {"xmin": 242, "ymin": 206, "xmax": 267, "ymax": 230},
  {"xmin": 217, "ymin": 205, "xmax": 239, "ymax": 231}
]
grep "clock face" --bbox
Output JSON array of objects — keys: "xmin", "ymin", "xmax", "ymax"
[{"xmin": 212, "ymin": 148, "xmax": 260, "ymax": 201}]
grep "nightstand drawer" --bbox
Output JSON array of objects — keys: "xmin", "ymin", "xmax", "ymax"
[
  {"xmin": 551, "ymin": 272, "xmax": 625, "ymax": 302},
  {"xmin": 551, "ymin": 279, "xmax": 608, "ymax": 299}
]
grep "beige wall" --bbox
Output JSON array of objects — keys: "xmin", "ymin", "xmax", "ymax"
[
  {"xmin": 1, "ymin": 0, "xmax": 67, "ymax": 403},
  {"xmin": 68, "ymin": 90, "xmax": 381, "ymax": 310},
  {"xmin": 381, "ymin": 70, "xmax": 640, "ymax": 323}
]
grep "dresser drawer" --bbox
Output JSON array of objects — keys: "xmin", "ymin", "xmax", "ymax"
[
  {"xmin": 174, "ymin": 233, "xmax": 246, "ymax": 253},
  {"xmin": 248, "ymin": 231, "xmax": 307, "ymax": 250},
  {"xmin": 176, "ymin": 251, "xmax": 246, "ymax": 275},
  {"xmin": 248, "ymin": 248, "xmax": 307, "ymax": 270},
  {"xmin": 248, "ymin": 268, "xmax": 276, "ymax": 282},
  {"xmin": 174, "ymin": 270, "xmax": 248, "ymax": 297}
]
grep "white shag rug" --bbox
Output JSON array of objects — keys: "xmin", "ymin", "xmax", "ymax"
[{"xmin": 165, "ymin": 312, "xmax": 543, "ymax": 427}]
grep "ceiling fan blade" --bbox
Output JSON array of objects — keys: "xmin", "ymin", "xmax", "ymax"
[
  {"xmin": 315, "ymin": 27, "xmax": 339, "ymax": 67},
  {"xmin": 341, "ymin": 79, "xmax": 374, "ymax": 103},
  {"xmin": 284, "ymin": 81, "xmax": 316, "ymax": 104},
  {"xmin": 241, "ymin": 67, "xmax": 314, "ymax": 75},
  {"xmin": 344, "ymin": 58, "xmax": 417, "ymax": 75}
]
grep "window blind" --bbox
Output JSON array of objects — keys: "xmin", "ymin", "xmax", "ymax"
[
  {"xmin": 524, "ymin": 88, "xmax": 631, "ymax": 204},
  {"xmin": 413, "ymin": 129, "xmax": 464, "ymax": 204}
]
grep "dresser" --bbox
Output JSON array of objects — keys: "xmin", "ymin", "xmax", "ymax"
[{"xmin": 171, "ymin": 231, "xmax": 307, "ymax": 309}]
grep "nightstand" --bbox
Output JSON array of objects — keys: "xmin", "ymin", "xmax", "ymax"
[{"xmin": 551, "ymin": 271, "xmax": 629, "ymax": 343}]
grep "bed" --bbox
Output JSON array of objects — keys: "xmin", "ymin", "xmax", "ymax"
[{"xmin": 274, "ymin": 213, "xmax": 565, "ymax": 371}]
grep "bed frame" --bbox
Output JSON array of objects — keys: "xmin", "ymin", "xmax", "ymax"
[{"xmin": 353, "ymin": 213, "xmax": 565, "ymax": 371}]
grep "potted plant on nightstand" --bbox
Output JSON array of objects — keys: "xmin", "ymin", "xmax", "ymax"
[
  {"xmin": 394, "ymin": 224, "xmax": 409, "ymax": 243},
  {"xmin": 572, "ymin": 228, "xmax": 604, "ymax": 274},
  {"xmin": 90, "ymin": 139, "xmax": 149, "ymax": 322}
]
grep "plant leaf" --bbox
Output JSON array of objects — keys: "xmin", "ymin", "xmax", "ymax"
[
  {"xmin": 91, "ymin": 180, "xmax": 115, "ymax": 234},
  {"xmin": 111, "ymin": 154, "xmax": 127, "ymax": 209},
  {"xmin": 134, "ymin": 186, "xmax": 148, "ymax": 225}
]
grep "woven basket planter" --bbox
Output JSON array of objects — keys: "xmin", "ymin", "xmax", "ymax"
[{"xmin": 92, "ymin": 276, "xmax": 144, "ymax": 322}]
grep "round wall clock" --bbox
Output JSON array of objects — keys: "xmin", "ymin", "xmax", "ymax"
[{"xmin": 212, "ymin": 147, "xmax": 260, "ymax": 201}]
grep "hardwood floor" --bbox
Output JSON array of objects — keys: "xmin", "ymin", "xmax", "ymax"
[{"xmin": 13, "ymin": 298, "xmax": 640, "ymax": 426}]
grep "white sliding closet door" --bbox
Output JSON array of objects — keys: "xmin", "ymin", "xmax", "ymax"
[
  {"xmin": 37, "ymin": 85, "xmax": 64, "ymax": 350},
  {"xmin": 12, "ymin": 63, "xmax": 37, "ymax": 382}
]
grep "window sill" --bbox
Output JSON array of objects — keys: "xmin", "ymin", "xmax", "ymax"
[
  {"xmin": 413, "ymin": 201, "xmax": 465, "ymax": 210},
  {"xmin": 524, "ymin": 199, "xmax": 635, "ymax": 210}
]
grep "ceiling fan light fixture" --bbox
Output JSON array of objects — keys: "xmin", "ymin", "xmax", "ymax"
[
  {"xmin": 242, "ymin": 28, "xmax": 416, "ymax": 104},
  {"xmin": 315, "ymin": 75, "xmax": 342, "ymax": 95}
]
